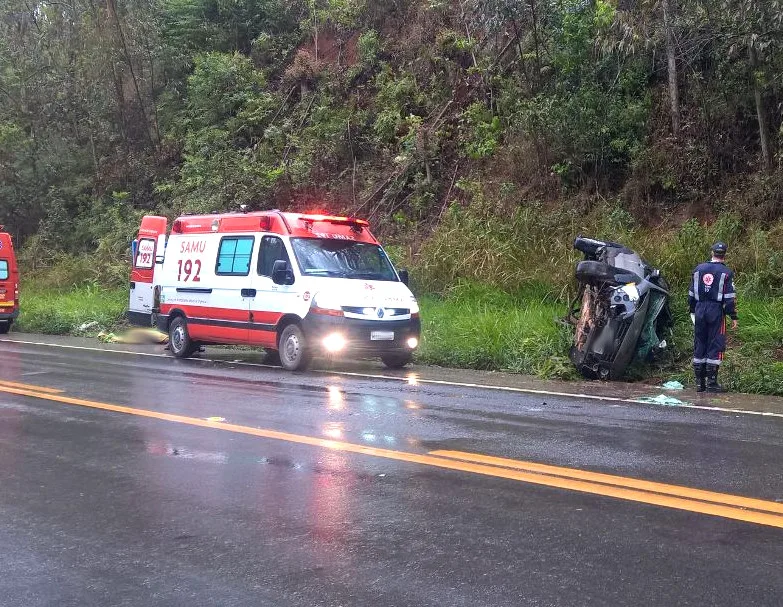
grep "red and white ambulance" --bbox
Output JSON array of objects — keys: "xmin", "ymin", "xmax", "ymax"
[
  {"xmin": 128, "ymin": 211, "xmax": 420, "ymax": 370},
  {"xmin": 0, "ymin": 227, "xmax": 19, "ymax": 334}
]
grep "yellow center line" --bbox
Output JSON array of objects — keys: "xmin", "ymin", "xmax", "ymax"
[
  {"xmin": 430, "ymin": 450, "xmax": 783, "ymax": 515},
  {"xmin": 0, "ymin": 380, "xmax": 63, "ymax": 394},
  {"xmin": 1, "ymin": 383, "xmax": 783, "ymax": 529}
]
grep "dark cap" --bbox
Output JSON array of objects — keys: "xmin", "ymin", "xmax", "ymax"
[{"xmin": 711, "ymin": 242, "xmax": 728, "ymax": 256}]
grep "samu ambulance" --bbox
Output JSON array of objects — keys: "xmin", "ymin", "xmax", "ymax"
[
  {"xmin": 0, "ymin": 227, "xmax": 19, "ymax": 334},
  {"xmin": 128, "ymin": 211, "xmax": 420, "ymax": 371}
]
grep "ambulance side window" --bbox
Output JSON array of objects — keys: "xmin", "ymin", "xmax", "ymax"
[
  {"xmin": 216, "ymin": 236, "xmax": 254, "ymax": 276},
  {"xmin": 0, "ymin": 260, "xmax": 7, "ymax": 280},
  {"xmin": 257, "ymin": 236, "xmax": 291, "ymax": 277}
]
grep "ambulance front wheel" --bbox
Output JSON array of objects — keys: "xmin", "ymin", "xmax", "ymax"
[
  {"xmin": 279, "ymin": 324, "xmax": 312, "ymax": 371},
  {"xmin": 169, "ymin": 316, "xmax": 198, "ymax": 359}
]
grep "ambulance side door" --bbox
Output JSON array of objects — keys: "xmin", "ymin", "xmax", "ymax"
[
  {"xmin": 249, "ymin": 235, "xmax": 298, "ymax": 348},
  {"xmin": 195, "ymin": 234, "xmax": 254, "ymax": 345}
]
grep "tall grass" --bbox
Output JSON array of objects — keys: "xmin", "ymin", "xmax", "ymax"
[
  {"xmin": 412, "ymin": 201, "xmax": 783, "ymax": 298},
  {"xmin": 416, "ymin": 282, "xmax": 578, "ymax": 377},
  {"xmin": 16, "ymin": 284, "xmax": 127, "ymax": 335}
]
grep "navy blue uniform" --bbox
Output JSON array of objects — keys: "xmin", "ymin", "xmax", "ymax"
[{"xmin": 688, "ymin": 261, "xmax": 737, "ymax": 367}]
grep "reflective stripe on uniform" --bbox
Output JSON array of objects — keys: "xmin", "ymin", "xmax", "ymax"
[
  {"xmin": 692, "ymin": 272, "xmax": 700, "ymax": 301},
  {"xmin": 716, "ymin": 272, "xmax": 727, "ymax": 302},
  {"xmin": 693, "ymin": 358, "xmax": 706, "ymax": 364},
  {"xmin": 706, "ymin": 358, "xmax": 722, "ymax": 366},
  {"xmin": 724, "ymin": 292, "xmax": 736, "ymax": 299}
]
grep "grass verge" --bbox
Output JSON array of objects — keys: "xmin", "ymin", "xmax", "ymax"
[
  {"xmin": 16, "ymin": 284, "xmax": 128, "ymax": 336},
  {"xmin": 12, "ymin": 281, "xmax": 782, "ymax": 396}
]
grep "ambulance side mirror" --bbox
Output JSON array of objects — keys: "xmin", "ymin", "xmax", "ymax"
[
  {"xmin": 272, "ymin": 260, "xmax": 295, "ymax": 286},
  {"xmin": 398, "ymin": 269, "xmax": 409, "ymax": 286}
]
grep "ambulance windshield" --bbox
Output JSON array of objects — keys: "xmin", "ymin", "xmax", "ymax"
[{"xmin": 291, "ymin": 238, "xmax": 398, "ymax": 281}]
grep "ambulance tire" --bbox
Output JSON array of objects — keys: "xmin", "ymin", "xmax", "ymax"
[
  {"xmin": 381, "ymin": 353, "xmax": 412, "ymax": 369},
  {"xmin": 0, "ymin": 321, "xmax": 9, "ymax": 334},
  {"xmin": 278, "ymin": 324, "xmax": 312, "ymax": 371},
  {"xmin": 168, "ymin": 316, "xmax": 198, "ymax": 359}
]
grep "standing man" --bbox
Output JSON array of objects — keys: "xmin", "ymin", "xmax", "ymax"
[{"xmin": 689, "ymin": 242, "xmax": 738, "ymax": 393}]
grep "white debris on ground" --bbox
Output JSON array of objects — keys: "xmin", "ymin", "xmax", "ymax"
[
  {"xmin": 636, "ymin": 394, "xmax": 690, "ymax": 407},
  {"xmin": 661, "ymin": 381, "xmax": 685, "ymax": 391}
]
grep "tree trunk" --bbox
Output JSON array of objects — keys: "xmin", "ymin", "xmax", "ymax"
[
  {"xmin": 749, "ymin": 44, "xmax": 772, "ymax": 171},
  {"xmin": 662, "ymin": 0, "xmax": 681, "ymax": 136}
]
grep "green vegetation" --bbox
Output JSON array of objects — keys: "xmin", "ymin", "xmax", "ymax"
[
  {"xmin": 1, "ymin": 0, "xmax": 782, "ymax": 394},
  {"xmin": 417, "ymin": 283, "xmax": 576, "ymax": 378},
  {"xmin": 16, "ymin": 285, "xmax": 127, "ymax": 336}
]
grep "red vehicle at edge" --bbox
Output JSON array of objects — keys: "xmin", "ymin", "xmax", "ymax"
[{"xmin": 0, "ymin": 226, "xmax": 19, "ymax": 334}]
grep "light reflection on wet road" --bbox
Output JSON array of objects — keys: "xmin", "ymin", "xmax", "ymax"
[{"xmin": 0, "ymin": 339, "xmax": 783, "ymax": 606}]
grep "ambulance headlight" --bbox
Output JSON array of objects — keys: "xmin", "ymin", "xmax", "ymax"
[
  {"xmin": 323, "ymin": 333, "xmax": 347, "ymax": 353},
  {"xmin": 409, "ymin": 297, "xmax": 419, "ymax": 315},
  {"xmin": 313, "ymin": 292, "xmax": 342, "ymax": 311}
]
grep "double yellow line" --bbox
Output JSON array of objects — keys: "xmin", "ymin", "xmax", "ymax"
[{"xmin": 1, "ymin": 380, "xmax": 783, "ymax": 529}]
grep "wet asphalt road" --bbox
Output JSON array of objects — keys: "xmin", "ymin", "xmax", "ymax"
[{"xmin": 0, "ymin": 339, "xmax": 782, "ymax": 606}]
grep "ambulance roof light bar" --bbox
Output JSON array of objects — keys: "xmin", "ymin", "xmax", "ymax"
[{"xmin": 298, "ymin": 214, "xmax": 369, "ymax": 227}]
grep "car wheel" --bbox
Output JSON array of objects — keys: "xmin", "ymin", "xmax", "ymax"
[
  {"xmin": 575, "ymin": 260, "xmax": 617, "ymax": 285},
  {"xmin": 278, "ymin": 324, "xmax": 312, "ymax": 371},
  {"xmin": 168, "ymin": 316, "xmax": 197, "ymax": 359},
  {"xmin": 0, "ymin": 321, "xmax": 10, "ymax": 335},
  {"xmin": 381, "ymin": 353, "xmax": 412, "ymax": 369}
]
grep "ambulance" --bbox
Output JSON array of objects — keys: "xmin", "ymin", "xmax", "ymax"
[
  {"xmin": 128, "ymin": 211, "xmax": 421, "ymax": 370},
  {"xmin": 0, "ymin": 226, "xmax": 19, "ymax": 334}
]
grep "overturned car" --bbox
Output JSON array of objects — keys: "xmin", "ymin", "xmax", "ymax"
[{"xmin": 566, "ymin": 237, "xmax": 673, "ymax": 380}]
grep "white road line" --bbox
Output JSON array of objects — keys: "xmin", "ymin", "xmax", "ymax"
[{"xmin": 3, "ymin": 337, "xmax": 783, "ymax": 418}]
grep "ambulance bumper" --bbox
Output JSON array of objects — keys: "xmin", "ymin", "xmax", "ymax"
[
  {"xmin": 302, "ymin": 314, "xmax": 421, "ymax": 355},
  {"xmin": 0, "ymin": 308, "xmax": 19, "ymax": 321},
  {"xmin": 127, "ymin": 310, "xmax": 154, "ymax": 327}
]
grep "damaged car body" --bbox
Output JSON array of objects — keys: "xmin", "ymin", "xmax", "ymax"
[{"xmin": 567, "ymin": 237, "xmax": 673, "ymax": 380}]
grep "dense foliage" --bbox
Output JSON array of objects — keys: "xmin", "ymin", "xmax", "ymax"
[{"xmin": 1, "ymin": 0, "xmax": 782, "ymax": 292}]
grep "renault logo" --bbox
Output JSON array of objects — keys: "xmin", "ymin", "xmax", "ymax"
[{"xmin": 376, "ymin": 308, "xmax": 385, "ymax": 318}]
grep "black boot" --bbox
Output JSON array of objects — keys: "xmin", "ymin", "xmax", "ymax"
[
  {"xmin": 706, "ymin": 364, "xmax": 726, "ymax": 393},
  {"xmin": 693, "ymin": 363, "xmax": 706, "ymax": 393}
]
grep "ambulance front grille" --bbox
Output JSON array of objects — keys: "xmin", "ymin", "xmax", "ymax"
[{"xmin": 342, "ymin": 306, "xmax": 410, "ymax": 318}]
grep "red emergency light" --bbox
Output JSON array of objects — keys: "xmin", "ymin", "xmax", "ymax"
[{"xmin": 299, "ymin": 214, "xmax": 369, "ymax": 228}]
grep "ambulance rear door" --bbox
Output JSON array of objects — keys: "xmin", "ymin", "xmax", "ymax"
[{"xmin": 129, "ymin": 216, "xmax": 168, "ymax": 326}]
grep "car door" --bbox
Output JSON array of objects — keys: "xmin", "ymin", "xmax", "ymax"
[{"xmin": 249, "ymin": 235, "xmax": 298, "ymax": 348}]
